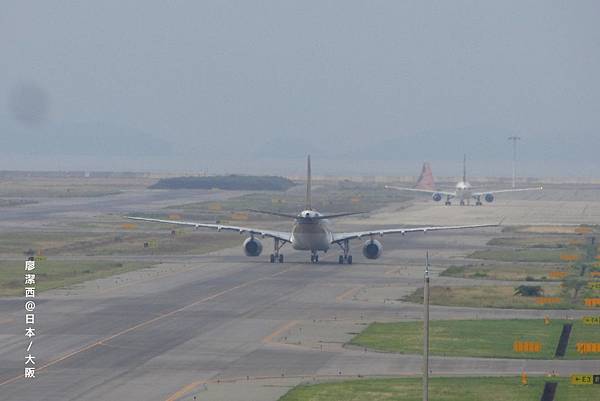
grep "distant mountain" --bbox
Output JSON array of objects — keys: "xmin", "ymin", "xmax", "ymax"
[{"xmin": 0, "ymin": 121, "xmax": 172, "ymax": 157}]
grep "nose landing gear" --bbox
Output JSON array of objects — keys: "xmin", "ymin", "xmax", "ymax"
[{"xmin": 310, "ymin": 251, "xmax": 319, "ymax": 263}]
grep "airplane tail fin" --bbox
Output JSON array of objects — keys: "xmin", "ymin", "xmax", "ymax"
[
  {"xmin": 463, "ymin": 154, "xmax": 467, "ymax": 182},
  {"xmin": 305, "ymin": 155, "xmax": 312, "ymax": 210},
  {"xmin": 416, "ymin": 162, "xmax": 435, "ymax": 190}
]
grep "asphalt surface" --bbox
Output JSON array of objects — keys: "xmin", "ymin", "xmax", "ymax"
[{"xmin": 0, "ymin": 186, "xmax": 599, "ymax": 401}]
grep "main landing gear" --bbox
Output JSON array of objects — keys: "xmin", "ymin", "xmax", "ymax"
[
  {"xmin": 475, "ymin": 196, "xmax": 482, "ymax": 206},
  {"xmin": 338, "ymin": 255, "xmax": 352, "ymax": 264},
  {"xmin": 444, "ymin": 195, "xmax": 451, "ymax": 206},
  {"xmin": 270, "ymin": 254, "xmax": 284, "ymax": 263},
  {"xmin": 270, "ymin": 238, "xmax": 285, "ymax": 263},
  {"xmin": 337, "ymin": 240, "xmax": 353, "ymax": 264}
]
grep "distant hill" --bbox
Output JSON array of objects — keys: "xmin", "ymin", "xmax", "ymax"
[{"xmin": 150, "ymin": 175, "xmax": 296, "ymax": 191}]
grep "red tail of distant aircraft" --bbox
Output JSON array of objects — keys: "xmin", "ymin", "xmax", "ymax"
[{"xmin": 415, "ymin": 162, "xmax": 435, "ymax": 190}]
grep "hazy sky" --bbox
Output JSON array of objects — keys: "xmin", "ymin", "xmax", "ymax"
[{"xmin": 1, "ymin": 1, "xmax": 599, "ymax": 177}]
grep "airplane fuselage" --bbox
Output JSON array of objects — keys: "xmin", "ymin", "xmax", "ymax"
[
  {"xmin": 290, "ymin": 210, "xmax": 333, "ymax": 251},
  {"xmin": 455, "ymin": 181, "xmax": 472, "ymax": 202}
]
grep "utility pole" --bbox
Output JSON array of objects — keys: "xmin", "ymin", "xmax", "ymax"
[
  {"xmin": 423, "ymin": 252, "xmax": 430, "ymax": 401},
  {"xmin": 507, "ymin": 136, "xmax": 521, "ymax": 188}
]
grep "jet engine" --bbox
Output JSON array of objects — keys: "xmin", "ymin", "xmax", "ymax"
[
  {"xmin": 432, "ymin": 193, "xmax": 442, "ymax": 202},
  {"xmin": 243, "ymin": 237, "xmax": 263, "ymax": 257},
  {"xmin": 484, "ymin": 193, "xmax": 494, "ymax": 203},
  {"xmin": 362, "ymin": 239, "xmax": 383, "ymax": 259}
]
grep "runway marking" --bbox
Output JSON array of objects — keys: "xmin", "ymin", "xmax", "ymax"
[
  {"xmin": 384, "ymin": 267, "xmax": 403, "ymax": 276},
  {"xmin": 93, "ymin": 254, "xmax": 265, "ymax": 297},
  {"xmin": 335, "ymin": 286, "xmax": 363, "ymax": 302},
  {"xmin": 264, "ymin": 341, "xmax": 310, "ymax": 351},
  {"xmin": 93, "ymin": 263, "xmax": 199, "ymax": 296},
  {"xmin": 0, "ymin": 266, "xmax": 295, "ymax": 388},
  {"xmin": 164, "ymin": 373, "xmax": 422, "ymax": 401},
  {"xmin": 165, "ymin": 380, "xmax": 206, "ymax": 401},
  {"xmin": 165, "ymin": 357, "xmax": 597, "ymax": 401},
  {"xmin": 262, "ymin": 320, "xmax": 299, "ymax": 344}
]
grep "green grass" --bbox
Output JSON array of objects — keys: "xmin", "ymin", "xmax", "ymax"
[
  {"xmin": 468, "ymin": 248, "xmax": 583, "ymax": 263},
  {"xmin": 501, "ymin": 225, "xmax": 599, "ymax": 235},
  {"xmin": 279, "ymin": 377, "xmax": 594, "ymax": 401},
  {"xmin": 0, "ymin": 176, "xmax": 151, "ymax": 198},
  {"xmin": 0, "ymin": 231, "xmax": 105, "ymax": 255},
  {"xmin": 401, "ymin": 285, "xmax": 580, "ymax": 309},
  {"xmin": 0, "ymin": 259, "xmax": 154, "ymax": 296},
  {"xmin": 68, "ymin": 231, "xmax": 242, "ymax": 256},
  {"xmin": 487, "ymin": 236, "xmax": 576, "ymax": 249},
  {"xmin": 0, "ymin": 230, "xmax": 242, "ymax": 257},
  {"xmin": 439, "ymin": 263, "xmax": 569, "ymax": 281},
  {"xmin": 349, "ymin": 319, "xmax": 573, "ymax": 359},
  {"xmin": 164, "ymin": 185, "xmax": 411, "ymax": 222},
  {"xmin": 567, "ymin": 320, "xmax": 600, "ymax": 359}
]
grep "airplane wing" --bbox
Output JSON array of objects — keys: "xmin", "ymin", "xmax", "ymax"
[
  {"xmin": 331, "ymin": 222, "xmax": 499, "ymax": 243},
  {"xmin": 472, "ymin": 186, "xmax": 543, "ymax": 196},
  {"xmin": 385, "ymin": 185, "xmax": 455, "ymax": 197},
  {"xmin": 125, "ymin": 216, "xmax": 292, "ymax": 242}
]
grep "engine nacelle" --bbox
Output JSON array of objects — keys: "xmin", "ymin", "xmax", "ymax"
[
  {"xmin": 362, "ymin": 239, "xmax": 383, "ymax": 260},
  {"xmin": 243, "ymin": 237, "xmax": 263, "ymax": 257},
  {"xmin": 484, "ymin": 193, "xmax": 494, "ymax": 203},
  {"xmin": 432, "ymin": 193, "xmax": 442, "ymax": 202}
]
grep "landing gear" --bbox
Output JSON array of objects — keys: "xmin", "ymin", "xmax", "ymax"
[
  {"xmin": 475, "ymin": 196, "xmax": 482, "ymax": 206},
  {"xmin": 270, "ymin": 252, "xmax": 285, "ymax": 263},
  {"xmin": 337, "ymin": 239, "xmax": 353, "ymax": 264},
  {"xmin": 445, "ymin": 195, "xmax": 451, "ymax": 206},
  {"xmin": 460, "ymin": 200, "xmax": 465, "ymax": 206},
  {"xmin": 310, "ymin": 251, "xmax": 319, "ymax": 263},
  {"xmin": 270, "ymin": 238, "xmax": 286, "ymax": 263}
]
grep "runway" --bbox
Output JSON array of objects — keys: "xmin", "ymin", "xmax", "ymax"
[
  {"xmin": 0, "ymin": 242, "xmax": 596, "ymax": 401},
  {"xmin": 1, "ymin": 186, "xmax": 599, "ymax": 400}
]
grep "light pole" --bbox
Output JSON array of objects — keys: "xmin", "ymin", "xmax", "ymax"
[
  {"xmin": 423, "ymin": 252, "xmax": 430, "ymax": 401},
  {"xmin": 507, "ymin": 136, "xmax": 521, "ymax": 188}
]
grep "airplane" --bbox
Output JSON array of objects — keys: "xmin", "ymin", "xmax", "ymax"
[
  {"xmin": 385, "ymin": 155, "xmax": 542, "ymax": 206},
  {"xmin": 126, "ymin": 156, "xmax": 498, "ymax": 264}
]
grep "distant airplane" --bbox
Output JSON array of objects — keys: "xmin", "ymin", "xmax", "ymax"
[
  {"xmin": 386, "ymin": 155, "xmax": 542, "ymax": 206},
  {"xmin": 127, "ymin": 156, "xmax": 497, "ymax": 264}
]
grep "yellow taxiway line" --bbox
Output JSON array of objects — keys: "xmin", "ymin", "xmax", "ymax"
[
  {"xmin": 165, "ymin": 380, "xmax": 206, "ymax": 401},
  {"xmin": 261, "ymin": 320, "xmax": 299, "ymax": 344},
  {"xmin": 335, "ymin": 286, "xmax": 363, "ymax": 302},
  {"xmin": 0, "ymin": 266, "xmax": 294, "ymax": 388}
]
